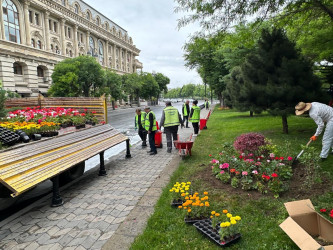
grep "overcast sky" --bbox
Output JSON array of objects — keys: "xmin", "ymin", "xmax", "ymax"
[{"xmin": 84, "ymin": 0, "xmax": 202, "ymax": 89}]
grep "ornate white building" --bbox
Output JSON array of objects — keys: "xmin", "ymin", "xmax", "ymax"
[{"xmin": 0, "ymin": 0, "xmax": 143, "ymax": 96}]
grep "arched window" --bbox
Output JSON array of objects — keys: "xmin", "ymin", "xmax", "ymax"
[
  {"xmin": 31, "ymin": 38, "xmax": 35, "ymax": 47},
  {"xmin": 89, "ymin": 36, "xmax": 94, "ymax": 55},
  {"xmin": 69, "ymin": 50, "xmax": 72, "ymax": 57},
  {"xmin": 2, "ymin": 0, "xmax": 21, "ymax": 43},
  {"xmin": 86, "ymin": 11, "xmax": 90, "ymax": 20},
  {"xmin": 51, "ymin": 44, "xmax": 54, "ymax": 51},
  {"xmin": 37, "ymin": 66, "xmax": 44, "ymax": 77},
  {"xmin": 62, "ymin": 0, "xmax": 66, "ymax": 6},
  {"xmin": 74, "ymin": 4, "xmax": 79, "ymax": 14},
  {"xmin": 55, "ymin": 45, "xmax": 59, "ymax": 52},
  {"xmin": 13, "ymin": 62, "xmax": 22, "ymax": 75},
  {"xmin": 98, "ymin": 40, "xmax": 103, "ymax": 65},
  {"xmin": 96, "ymin": 17, "xmax": 100, "ymax": 26},
  {"xmin": 37, "ymin": 40, "xmax": 42, "ymax": 49}
]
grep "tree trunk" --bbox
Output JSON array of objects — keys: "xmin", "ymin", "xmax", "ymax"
[
  {"xmin": 282, "ymin": 114, "xmax": 289, "ymax": 134},
  {"xmin": 250, "ymin": 111, "xmax": 253, "ymax": 117},
  {"xmin": 111, "ymin": 100, "xmax": 115, "ymax": 110}
]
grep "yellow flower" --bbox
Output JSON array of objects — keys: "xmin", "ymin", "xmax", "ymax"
[
  {"xmin": 223, "ymin": 209, "xmax": 228, "ymax": 214},
  {"xmin": 178, "ymin": 206, "xmax": 182, "ymax": 209},
  {"xmin": 225, "ymin": 222, "xmax": 231, "ymax": 227},
  {"xmin": 181, "ymin": 193, "xmax": 186, "ymax": 197},
  {"xmin": 210, "ymin": 215, "xmax": 213, "ymax": 219},
  {"xmin": 183, "ymin": 207, "xmax": 187, "ymax": 209},
  {"xmin": 169, "ymin": 189, "xmax": 173, "ymax": 192},
  {"xmin": 175, "ymin": 189, "xmax": 179, "ymax": 193},
  {"xmin": 231, "ymin": 220, "xmax": 237, "ymax": 225},
  {"xmin": 215, "ymin": 213, "xmax": 220, "ymax": 217},
  {"xmin": 200, "ymin": 203, "xmax": 204, "ymax": 207},
  {"xmin": 220, "ymin": 222, "xmax": 227, "ymax": 228},
  {"xmin": 185, "ymin": 187, "xmax": 189, "ymax": 191},
  {"xmin": 203, "ymin": 191, "xmax": 208, "ymax": 195},
  {"xmin": 187, "ymin": 209, "xmax": 191, "ymax": 213},
  {"xmin": 211, "ymin": 211, "xmax": 216, "ymax": 215},
  {"xmin": 205, "ymin": 202, "xmax": 210, "ymax": 207},
  {"xmin": 187, "ymin": 182, "xmax": 191, "ymax": 185},
  {"xmin": 235, "ymin": 216, "xmax": 241, "ymax": 221},
  {"xmin": 227, "ymin": 213, "xmax": 232, "ymax": 218}
]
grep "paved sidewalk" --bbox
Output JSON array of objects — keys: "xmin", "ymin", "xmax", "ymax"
[{"xmin": 0, "ymin": 107, "xmax": 212, "ymax": 250}]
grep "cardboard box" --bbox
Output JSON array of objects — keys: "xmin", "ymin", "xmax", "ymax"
[{"xmin": 280, "ymin": 199, "xmax": 333, "ymax": 250}]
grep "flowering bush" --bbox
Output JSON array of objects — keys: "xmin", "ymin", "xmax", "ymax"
[
  {"xmin": 233, "ymin": 132, "xmax": 267, "ymax": 154},
  {"xmin": 211, "ymin": 137, "xmax": 294, "ymax": 198},
  {"xmin": 178, "ymin": 191, "xmax": 210, "ymax": 218},
  {"xmin": 169, "ymin": 181, "xmax": 191, "ymax": 201}
]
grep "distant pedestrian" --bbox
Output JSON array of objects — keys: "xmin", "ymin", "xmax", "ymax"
[
  {"xmin": 144, "ymin": 106, "xmax": 157, "ymax": 155},
  {"xmin": 205, "ymin": 99, "xmax": 210, "ymax": 110},
  {"xmin": 135, "ymin": 109, "xmax": 147, "ymax": 147},
  {"xmin": 190, "ymin": 100, "xmax": 200, "ymax": 135},
  {"xmin": 160, "ymin": 101, "xmax": 184, "ymax": 153},
  {"xmin": 182, "ymin": 100, "xmax": 190, "ymax": 128}
]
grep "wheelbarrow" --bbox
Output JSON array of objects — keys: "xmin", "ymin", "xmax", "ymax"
[{"xmin": 174, "ymin": 134, "xmax": 194, "ymax": 158}]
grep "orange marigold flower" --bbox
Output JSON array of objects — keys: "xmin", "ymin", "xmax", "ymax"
[
  {"xmin": 203, "ymin": 191, "xmax": 208, "ymax": 195},
  {"xmin": 223, "ymin": 209, "xmax": 228, "ymax": 214}
]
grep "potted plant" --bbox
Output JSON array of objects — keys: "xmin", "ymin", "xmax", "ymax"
[
  {"xmin": 179, "ymin": 191, "xmax": 210, "ymax": 223},
  {"xmin": 169, "ymin": 181, "xmax": 191, "ymax": 207}
]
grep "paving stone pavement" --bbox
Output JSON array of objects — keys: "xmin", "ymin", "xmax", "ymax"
[{"xmin": 0, "ymin": 107, "xmax": 212, "ymax": 250}]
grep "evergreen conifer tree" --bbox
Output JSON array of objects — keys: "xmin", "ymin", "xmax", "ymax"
[{"xmin": 240, "ymin": 28, "xmax": 322, "ymax": 133}]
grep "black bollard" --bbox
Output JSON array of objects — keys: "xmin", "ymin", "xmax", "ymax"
[
  {"xmin": 126, "ymin": 139, "xmax": 131, "ymax": 158},
  {"xmin": 51, "ymin": 175, "xmax": 64, "ymax": 207},
  {"xmin": 99, "ymin": 151, "xmax": 107, "ymax": 176}
]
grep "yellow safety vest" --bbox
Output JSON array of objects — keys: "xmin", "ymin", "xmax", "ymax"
[
  {"xmin": 144, "ymin": 111, "xmax": 157, "ymax": 131},
  {"xmin": 135, "ymin": 111, "xmax": 146, "ymax": 129},
  {"xmin": 183, "ymin": 103, "xmax": 188, "ymax": 116},
  {"xmin": 164, "ymin": 106, "xmax": 180, "ymax": 127},
  {"xmin": 190, "ymin": 106, "xmax": 200, "ymax": 123}
]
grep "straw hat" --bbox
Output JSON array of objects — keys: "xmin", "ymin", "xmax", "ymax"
[{"xmin": 295, "ymin": 102, "xmax": 312, "ymax": 115}]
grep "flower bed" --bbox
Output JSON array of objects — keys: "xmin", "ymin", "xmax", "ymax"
[
  {"xmin": 210, "ymin": 133, "xmax": 294, "ymax": 198},
  {"xmin": 0, "ymin": 106, "xmax": 102, "ymax": 147}
]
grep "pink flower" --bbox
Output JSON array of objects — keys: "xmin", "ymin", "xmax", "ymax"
[
  {"xmin": 242, "ymin": 171, "xmax": 248, "ymax": 176},
  {"xmin": 211, "ymin": 159, "xmax": 219, "ymax": 164},
  {"xmin": 269, "ymin": 153, "xmax": 275, "ymax": 158},
  {"xmin": 222, "ymin": 163, "xmax": 229, "ymax": 169},
  {"xmin": 220, "ymin": 170, "xmax": 225, "ymax": 174},
  {"xmin": 287, "ymin": 156, "xmax": 293, "ymax": 161},
  {"xmin": 267, "ymin": 160, "xmax": 270, "ymax": 163},
  {"xmin": 252, "ymin": 170, "xmax": 258, "ymax": 174}
]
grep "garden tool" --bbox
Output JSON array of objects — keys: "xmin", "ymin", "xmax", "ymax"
[{"xmin": 292, "ymin": 139, "xmax": 312, "ymax": 167}]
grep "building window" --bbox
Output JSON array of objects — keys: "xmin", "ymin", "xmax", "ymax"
[
  {"xmin": 67, "ymin": 27, "xmax": 71, "ymax": 38},
  {"xmin": 89, "ymin": 36, "xmax": 94, "ymax": 55},
  {"xmin": 37, "ymin": 66, "xmax": 44, "ymax": 77},
  {"xmin": 96, "ymin": 17, "xmax": 100, "ymax": 26},
  {"xmin": 51, "ymin": 44, "xmax": 54, "ymax": 51},
  {"xmin": 86, "ymin": 12, "xmax": 90, "ymax": 20},
  {"xmin": 62, "ymin": 0, "xmax": 65, "ymax": 6},
  {"xmin": 98, "ymin": 40, "xmax": 104, "ymax": 65},
  {"xmin": 29, "ymin": 10, "xmax": 32, "ymax": 23},
  {"xmin": 13, "ymin": 62, "xmax": 22, "ymax": 75},
  {"xmin": 53, "ymin": 22, "xmax": 57, "ymax": 33},
  {"xmin": 37, "ymin": 40, "xmax": 42, "ymax": 49},
  {"xmin": 69, "ymin": 50, "xmax": 72, "ymax": 57},
  {"xmin": 31, "ymin": 38, "xmax": 35, "ymax": 47},
  {"xmin": 74, "ymin": 4, "xmax": 79, "ymax": 14},
  {"xmin": 35, "ymin": 13, "xmax": 39, "ymax": 25},
  {"xmin": 80, "ymin": 33, "xmax": 83, "ymax": 43},
  {"xmin": 49, "ymin": 19, "xmax": 52, "ymax": 30},
  {"xmin": 2, "ymin": 0, "xmax": 21, "ymax": 43},
  {"xmin": 55, "ymin": 45, "xmax": 59, "ymax": 53}
]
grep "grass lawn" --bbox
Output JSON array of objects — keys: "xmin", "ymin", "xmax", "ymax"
[{"xmin": 131, "ymin": 108, "xmax": 333, "ymax": 250}]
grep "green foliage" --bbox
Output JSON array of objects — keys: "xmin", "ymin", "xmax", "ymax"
[
  {"xmin": 49, "ymin": 56, "xmax": 105, "ymax": 97},
  {"xmin": 153, "ymin": 72, "xmax": 170, "ymax": 94},
  {"xmin": 139, "ymin": 72, "xmax": 159, "ymax": 100},
  {"xmin": 104, "ymin": 70, "xmax": 123, "ymax": 100},
  {"xmin": 0, "ymin": 86, "xmax": 6, "ymax": 119}
]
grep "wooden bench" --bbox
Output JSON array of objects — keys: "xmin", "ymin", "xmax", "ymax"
[{"xmin": 0, "ymin": 124, "xmax": 131, "ymax": 206}]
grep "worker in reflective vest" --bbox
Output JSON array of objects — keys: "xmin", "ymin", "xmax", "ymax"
[
  {"xmin": 144, "ymin": 106, "xmax": 157, "ymax": 155},
  {"xmin": 135, "ymin": 109, "xmax": 147, "ymax": 147},
  {"xmin": 160, "ymin": 101, "xmax": 184, "ymax": 153},
  {"xmin": 189, "ymin": 100, "xmax": 201, "ymax": 135},
  {"xmin": 182, "ymin": 100, "xmax": 190, "ymax": 128},
  {"xmin": 205, "ymin": 99, "xmax": 210, "ymax": 110}
]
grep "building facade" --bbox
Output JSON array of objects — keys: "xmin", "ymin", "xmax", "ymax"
[{"xmin": 0, "ymin": 0, "xmax": 143, "ymax": 96}]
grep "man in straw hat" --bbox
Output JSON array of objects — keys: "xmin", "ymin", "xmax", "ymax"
[{"xmin": 295, "ymin": 101, "xmax": 333, "ymax": 160}]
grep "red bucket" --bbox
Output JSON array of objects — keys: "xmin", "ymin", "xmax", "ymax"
[{"xmin": 200, "ymin": 119, "xmax": 207, "ymax": 130}]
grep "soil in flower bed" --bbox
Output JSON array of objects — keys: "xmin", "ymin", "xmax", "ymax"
[
  {"xmin": 194, "ymin": 163, "xmax": 332, "ymax": 200},
  {"xmin": 193, "ymin": 219, "xmax": 241, "ymax": 247}
]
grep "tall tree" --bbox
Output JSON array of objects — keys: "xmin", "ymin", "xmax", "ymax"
[
  {"xmin": 153, "ymin": 73, "xmax": 170, "ymax": 104},
  {"xmin": 140, "ymin": 73, "xmax": 159, "ymax": 104},
  {"xmin": 175, "ymin": 0, "xmax": 333, "ymax": 33},
  {"xmin": 240, "ymin": 28, "xmax": 322, "ymax": 133},
  {"xmin": 104, "ymin": 70, "xmax": 124, "ymax": 109},
  {"xmin": 49, "ymin": 56, "xmax": 105, "ymax": 97},
  {"xmin": 122, "ymin": 73, "xmax": 142, "ymax": 106}
]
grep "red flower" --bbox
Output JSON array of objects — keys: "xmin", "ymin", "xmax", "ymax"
[
  {"xmin": 320, "ymin": 209, "xmax": 327, "ymax": 213},
  {"xmin": 209, "ymin": 154, "xmax": 212, "ymax": 157},
  {"xmin": 271, "ymin": 173, "xmax": 278, "ymax": 178},
  {"xmin": 239, "ymin": 155, "xmax": 243, "ymax": 159},
  {"xmin": 330, "ymin": 214, "xmax": 333, "ymax": 218},
  {"xmin": 235, "ymin": 171, "xmax": 240, "ymax": 175},
  {"xmin": 287, "ymin": 156, "xmax": 293, "ymax": 161},
  {"xmin": 279, "ymin": 157, "xmax": 284, "ymax": 160},
  {"xmin": 230, "ymin": 169, "xmax": 236, "ymax": 173}
]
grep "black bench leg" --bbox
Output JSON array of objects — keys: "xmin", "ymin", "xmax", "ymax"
[
  {"xmin": 99, "ymin": 151, "xmax": 107, "ymax": 176},
  {"xmin": 51, "ymin": 175, "xmax": 63, "ymax": 207},
  {"xmin": 126, "ymin": 139, "xmax": 131, "ymax": 158}
]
